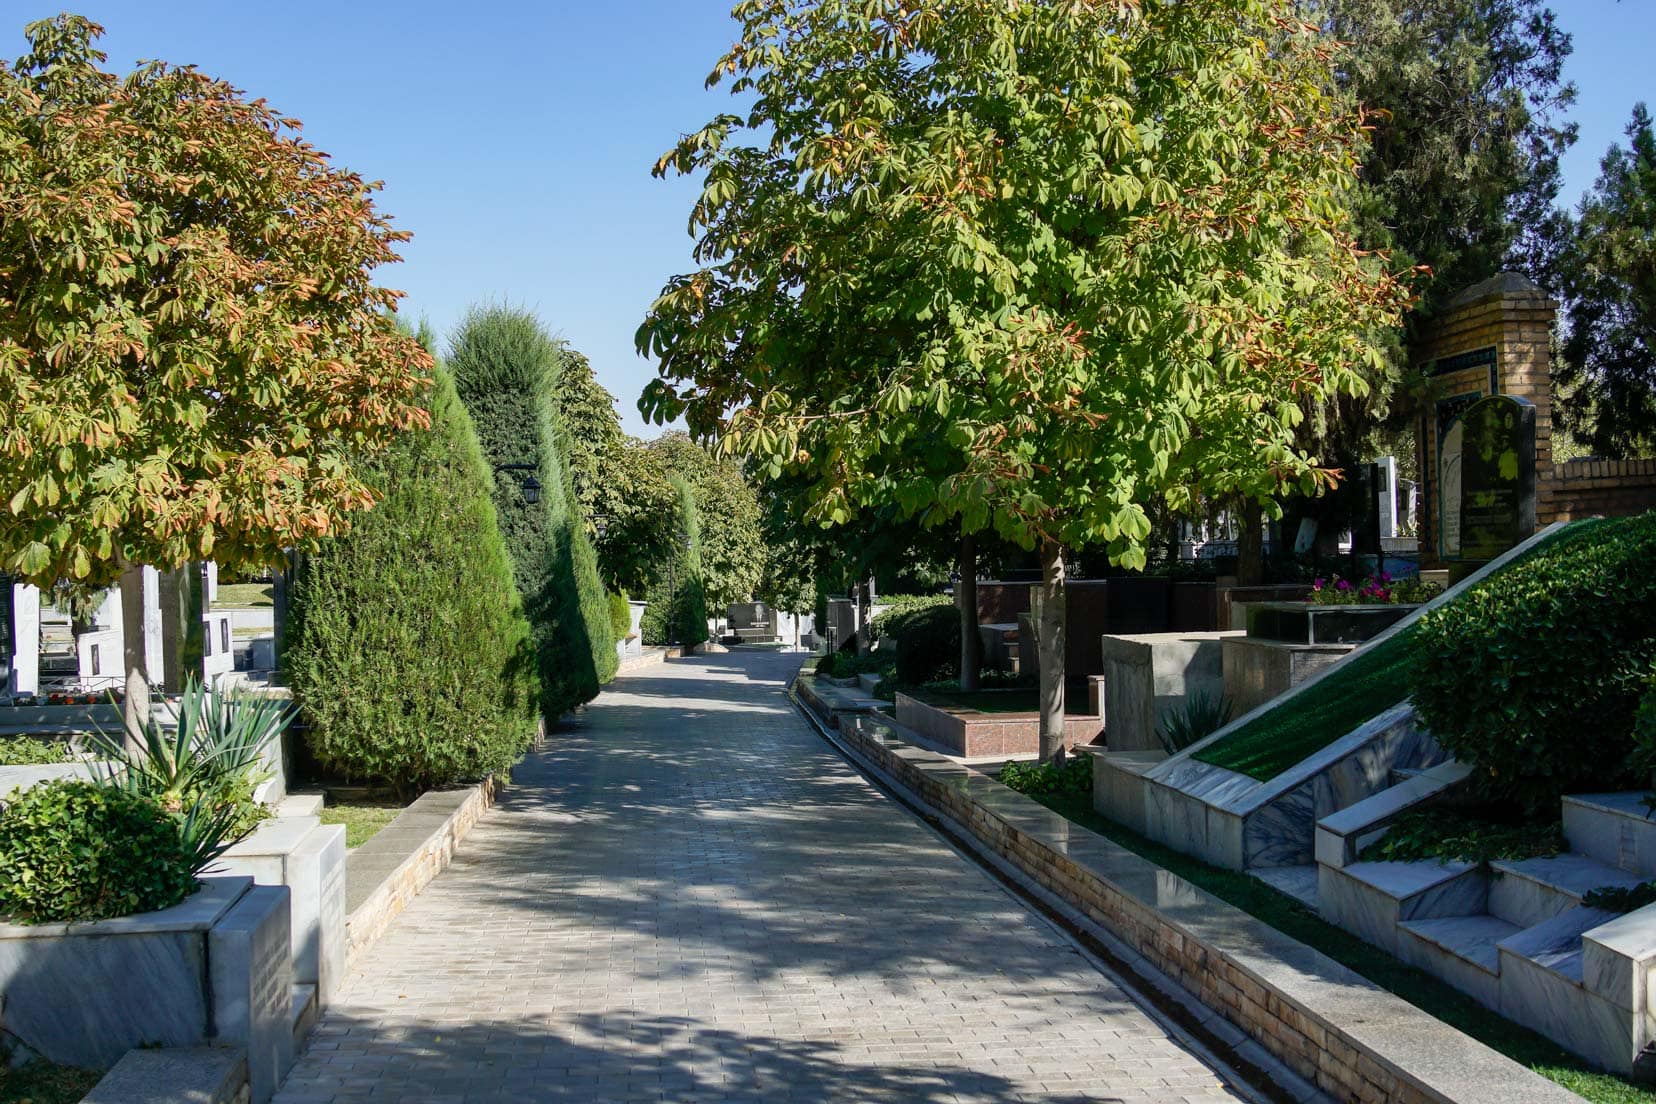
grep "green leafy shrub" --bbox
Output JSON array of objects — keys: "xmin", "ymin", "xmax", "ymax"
[
  {"xmin": 0, "ymin": 736, "xmax": 71, "ymax": 766},
  {"xmin": 1410, "ymin": 515, "xmax": 1656, "ymax": 815},
  {"xmin": 1000, "ymin": 754, "xmax": 1092, "ymax": 796},
  {"xmin": 869, "ymin": 593, "xmax": 949, "ymax": 639},
  {"xmin": 448, "ymin": 306, "xmax": 616, "ymax": 719},
  {"xmin": 1158, "ymin": 692, "xmax": 1234, "ymax": 754},
  {"xmin": 0, "ymin": 782, "xmax": 196, "ymax": 923},
  {"xmin": 1583, "ymin": 881, "xmax": 1656, "ymax": 914},
  {"xmin": 91, "ymin": 676, "xmax": 286, "ymax": 837},
  {"xmin": 1359, "ymin": 809, "xmax": 1566, "ymax": 865},
  {"xmin": 608, "ymin": 591, "xmax": 634, "ymax": 640},
  {"xmin": 286, "ymin": 363, "xmax": 541, "ymax": 794},
  {"xmin": 875, "ymin": 596, "xmax": 958, "ymax": 686}
]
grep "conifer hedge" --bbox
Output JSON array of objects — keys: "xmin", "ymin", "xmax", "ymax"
[
  {"xmin": 448, "ymin": 307, "xmax": 617, "ymax": 719},
  {"xmin": 284, "ymin": 364, "xmax": 540, "ymax": 793},
  {"xmin": 641, "ymin": 476, "xmax": 710, "ymax": 649}
]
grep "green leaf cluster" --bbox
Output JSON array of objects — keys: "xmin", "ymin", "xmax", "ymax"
[
  {"xmin": 999, "ymin": 755, "xmax": 1092, "ymax": 797},
  {"xmin": 0, "ymin": 736, "xmax": 72, "ymax": 766},
  {"xmin": 1359, "ymin": 809, "xmax": 1566, "ymax": 865},
  {"xmin": 285, "ymin": 362, "xmax": 541, "ymax": 793},
  {"xmin": 640, "ymin": 0, "xmax": 1410, "ymax": 569},
  {"xmin": 1410, "ymin": 515, "xmax": 1656, "ymax": 816},
  {"xmin": 1556, "ymin": 104, "xmax": 1656, "ymax": 457},
  {"xmin": 0, "ymin": 781, "xmax": 196, "ymax": 924},
  {"xmin": 448, "ymin": 306, "xmax": 616, "ymax": 721}
]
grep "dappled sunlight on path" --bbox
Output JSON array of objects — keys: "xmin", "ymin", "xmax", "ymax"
[{"xmin": 275, "ymin": 650, "xmax": 1245, "ymax": 1103}]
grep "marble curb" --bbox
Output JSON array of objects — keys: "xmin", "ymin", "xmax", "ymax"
[
  {"xmin": 81, "ymin": 1046, "xmax": 248, "ymax": 1104},
  {"xmin": 342, "ymin": 776, "xmax": 500, "ymax": 967},
  {"xmin": 799, "ymin": 686, "xmax": 1585, "ymax": 1104}
]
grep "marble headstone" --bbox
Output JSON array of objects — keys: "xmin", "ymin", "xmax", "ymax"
[{"xmin": 1456, "ymin": 394, "xmax": 1537, "ymax": 562}]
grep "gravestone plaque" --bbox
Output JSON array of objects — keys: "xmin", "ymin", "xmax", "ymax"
[
  {"xmin": 1456, "ymin": 394, "xmax": 1537, "ymax": 561},
  {"xmin": 1439, "ymin": 419, "xmax": 1465, "ymax": 559}
]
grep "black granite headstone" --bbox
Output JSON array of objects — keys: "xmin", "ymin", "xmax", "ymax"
[{"xmin": 1456, "ymin": 395, "xmax": 1537, "ymax": 562}]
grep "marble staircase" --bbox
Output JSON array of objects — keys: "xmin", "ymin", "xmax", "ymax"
[{"xmin": 1318, "ymin": 784, "xmax": 1656, "ymax": 1073}]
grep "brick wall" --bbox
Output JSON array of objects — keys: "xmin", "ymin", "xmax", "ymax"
[{"xmin": 1539, "ymin": 458, "xmax": 1656, "ymax": 524}]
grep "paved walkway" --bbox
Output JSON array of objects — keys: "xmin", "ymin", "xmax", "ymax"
[{"xmin": 276, "ymin": 650, "xmax": 1246, "ymax": 1104}]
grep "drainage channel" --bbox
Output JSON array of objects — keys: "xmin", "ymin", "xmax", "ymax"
[{"xmin": 789, "ymin": 684, "xmax": 1326, "ymax": 1104}]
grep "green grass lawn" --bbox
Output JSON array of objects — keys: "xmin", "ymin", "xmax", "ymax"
[
  {"xmin": 213, "ymin": 582, "xmax": 273, "ymax": 608},
  {"xmin": 1025, "ymin": 787, "xmax": 1651, "ymax": 1104},
  {"xmin": 319, "ymin": 798, "xmax": 404, "ymax": 848},
  {"xmin": 0, "ymin": 1060, "xmax": 100, "ymax": 1104},
  {"xmin": 1193, "ymin": 623, "xmax": 1418, "ymax": 778}
]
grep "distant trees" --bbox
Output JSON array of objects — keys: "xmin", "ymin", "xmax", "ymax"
[
  {"xmin": 1555, "ymin": 104, "xmax": 1656, "ymax": 457},
  {"xmin": 449, "ymin": 306, "xmax": 615, "ymax": 721}
]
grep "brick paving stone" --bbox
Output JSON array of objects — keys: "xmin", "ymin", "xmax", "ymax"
[{"xmin": 274, "ymin": 650, "xmax": 1246, "ymax": 1104}]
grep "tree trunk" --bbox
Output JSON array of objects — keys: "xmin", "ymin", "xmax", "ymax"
[
  {"xmin": 1237, "ymin": 502, "xmax": 1265, "ymax": 586},
  {"xmin": 118, "ymin": 561, "xmax": 158, "ymax": 753},
  {"xmin": 957, "ymin": 532, "xmax": 982, "ymax": 692},
  {"xmin": 1036, "ymin": 540, "xmax": 1067, "ymax": 763}
]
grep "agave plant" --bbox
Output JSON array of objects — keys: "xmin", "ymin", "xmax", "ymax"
[
  {"xmin": 91, "ymin": 677, "xmax": 292, "ymax": 840},
  {"xmin": 1158, "ymin": 691, "xmax": 1235, "ymax": 755}
]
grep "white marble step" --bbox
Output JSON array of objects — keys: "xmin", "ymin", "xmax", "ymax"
[
  {"xmin": 1400, "ymin": 914, "xmax": 1521, "ymax": 975},
  {"xmin": 1563, "ymin": 792, "xmax": 1656, "ymax": 878},
  {"xmin": 1489, "ymin": 853, "xmax": 1644, "ymax": 928},
  {"xmin": 1337, "ymin": 858, "xmax": 1487, "ymax": 921},
  {"xmin": 1250, "ymin": 864, "xmax": 1319, "ymax": 910},
  {"xmin": 291, "ymin": 982, "xmax": 318, "ymax": 1050},
  {"xmin": 1499, "ymin": 905, "xmax": 1621, "ymax": 985}
]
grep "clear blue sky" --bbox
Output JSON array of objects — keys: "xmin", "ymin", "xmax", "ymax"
[{"xmin": 9, "ymin": 1, "xmax": 1655, "ymax": 436}]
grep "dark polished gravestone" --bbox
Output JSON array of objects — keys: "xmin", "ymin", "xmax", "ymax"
[
  {"xmin": 1452, "ymin": 394, "xmax": 1537, "ymax": 562},
  {"xmin": 1246, "ymin": 601, "xmax": 1420, "ymax": 645}
]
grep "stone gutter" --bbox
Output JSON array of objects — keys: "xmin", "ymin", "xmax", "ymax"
[
  {"xmin": 342, "ymin": 777, "xmax": 499, "ymax": 966},
  {"xmin": 795, "ymin": 684, "xmax": 1585, "ymax": 1104}
]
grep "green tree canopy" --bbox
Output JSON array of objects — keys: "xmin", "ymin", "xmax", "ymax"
[
  {"xmin": 1557, "ymin": 104, "xmax": 1656, "ymax": 457},
  {"xmin": 550, "ymin": 347, "xmax": 626, "ymax": 536},
  {"xmin": 1307, "ymin": 0, "xmax": 1576, "ymax": 315},
  {"xmin": 640, "ymin": 0, "xmax": 1409, "ymax": 756},
  {"xmin": 591, "ymin": 438, "xmax": 681, "ymax": 597},
  {"xmin": 0, "ymin": 15, "xmax": 431, "ymax": 588}
]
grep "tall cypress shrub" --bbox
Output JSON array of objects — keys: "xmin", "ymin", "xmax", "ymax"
[
  {"xmin": 640, "ymin": 475, "xmax": 710, "ymax": 649},
  {"xmin": 448, "ymin": 307, "xmax": 617, "ymax": 720},
  {"xmin": 284, "ymin": 363, "xmax": 539, "ymax": 794}
]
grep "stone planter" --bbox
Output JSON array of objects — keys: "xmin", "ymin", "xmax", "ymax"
[
  {"xmin": 894, "ymin": 691, "xmax": 1102, "ymax": 757},
  {"xmin": 1245, "ymin": 600, "xmax": 1421, "ymax": 645},
  {"xmin": 206, "ymin": 814, "xmax": 346, "ymax": 1004},
  {"xmin": 0, "ymin": 876, "xmax": 294, "ymax": 1103},
  {"xmin": 1099, "ymin": 631, "xmax": 1238, "ymax": 752}
]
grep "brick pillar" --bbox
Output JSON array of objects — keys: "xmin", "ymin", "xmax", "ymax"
[{"xmin": 1410, "ymin": 273, "xmax": 1557, "ymax": 567}]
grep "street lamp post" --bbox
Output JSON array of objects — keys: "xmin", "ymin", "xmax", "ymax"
[{"xmin": 493, "ymin": 463, "xmax": 541, "ymax": 505}]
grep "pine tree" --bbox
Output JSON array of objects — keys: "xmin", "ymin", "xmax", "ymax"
[{"xmin": 449, "ymin": 307, "xmax": 617, "ymax": 721}]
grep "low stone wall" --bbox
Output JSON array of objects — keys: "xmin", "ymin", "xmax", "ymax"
[
  {"xmin": 0, "ymin": 877, "xmax": 293, "ymax": 1104},
  {"xmin": 343, "ymin": 778, "xmax": 499, "ymax": 966},
  {"xmin": 812, "ymin": 700, "xmax": 1578, "ymax": 1104}
]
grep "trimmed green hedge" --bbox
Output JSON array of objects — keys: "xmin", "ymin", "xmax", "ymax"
[
  {"xmin": 1412, "ymin": 515, "xmax": 1654, "ymax": 816},
  {"xmin": 286, "ymin": 363, "xmax": 540, "ymax": 793},
  {"xmin": 0, "ymin": 782, "xmax": 195, "ymax": 923},
  {"xmin": 875, "ymin": 595, "xmax": 958, "ymax": 686},
  {"xmin": 449, "ymin": 307, "xmax": 616, "ymax": 719}
]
